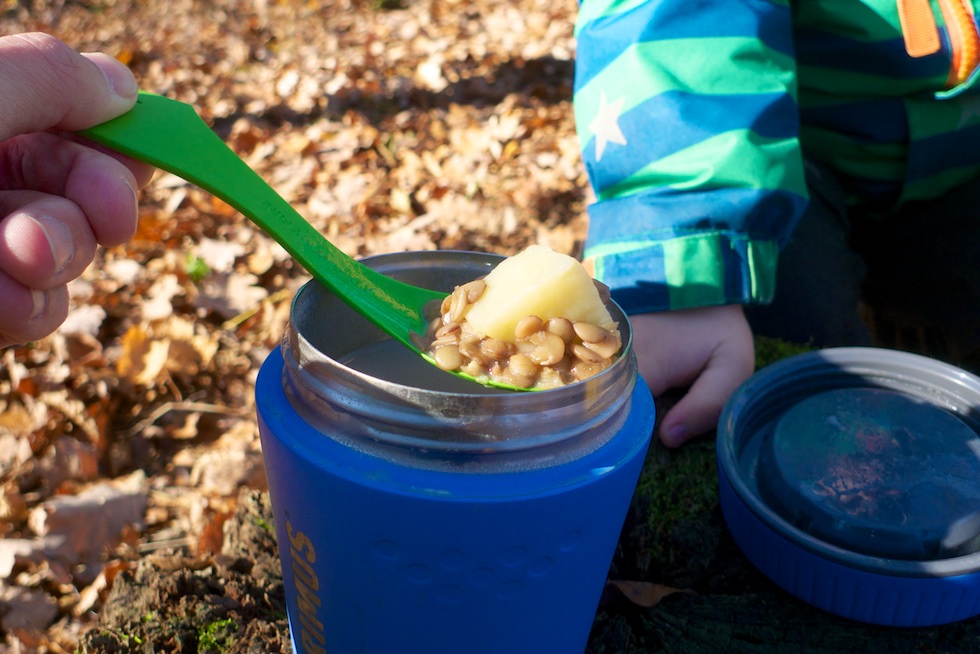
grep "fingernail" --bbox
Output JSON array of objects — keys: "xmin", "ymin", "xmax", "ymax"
[
  {"xmin": 30, "ymin": 215, "xmax": 74, "ymax": 274},
  {"xmin": 84, "ymin": 52, "xmax": 138, "ymax": 100},
  {"xmin": 30, "ymin": 289, "xmax": 46, "ymax": 321},
  {"xmin": 663, "ymin": 423, "xmax": 688, "ymax": 448}
]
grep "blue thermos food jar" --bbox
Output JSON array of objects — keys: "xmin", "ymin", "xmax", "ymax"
[{"xmin": 256, "ymin": 251, "xmax": 655, "ymax": 653}]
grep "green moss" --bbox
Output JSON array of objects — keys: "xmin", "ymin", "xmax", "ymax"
[
  {"xmin": 639, "ymin": 441, "xmax": 718, "ymax": 529},
  {"xmin": 754, "ymin": 335, "xmax": 813, "ymax": 369},
  {"xmin": 626, "ymin": 439, "xmax": 719, "ymax": 575},
  {"xmin": 197, "ymin": 618, "xmax": 238, "ymax": 652}
]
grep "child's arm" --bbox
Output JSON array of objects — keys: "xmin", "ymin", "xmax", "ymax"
[{"xmin": 574, "ymin": 0, "xmax": 804, "ymax": 444}]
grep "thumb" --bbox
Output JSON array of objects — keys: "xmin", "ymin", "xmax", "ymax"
[
  {"xmin": 0, "ymin": 32, "xmax": 138, "ymax": 139},
  {"xmin": 658, "ymin": 357, "xmax": 752, "ymax": 447}
]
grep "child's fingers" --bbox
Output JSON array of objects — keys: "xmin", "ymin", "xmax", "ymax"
[{"xmin": 657, "ymin": 350, "xmax": 754, "ymax": 448}]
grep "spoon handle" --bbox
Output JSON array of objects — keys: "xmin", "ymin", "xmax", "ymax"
[{"xmin": 80, "ymin": 92, "xmax": 441, "ymax": 345}]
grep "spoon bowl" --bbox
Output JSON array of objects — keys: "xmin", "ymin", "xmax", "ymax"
[{"xmin": 81, "ymin": 92, "xmax": 525, "ymax": 390}]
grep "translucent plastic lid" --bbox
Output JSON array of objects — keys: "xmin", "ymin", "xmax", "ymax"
[{"xmin": 757, "ymin": 387, "xmax": 980, "ymax": 560}]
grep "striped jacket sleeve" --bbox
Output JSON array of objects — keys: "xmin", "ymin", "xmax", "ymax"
[{"xmin": 574, "ymin": 0, "xmax": 810, "ymax": 315}]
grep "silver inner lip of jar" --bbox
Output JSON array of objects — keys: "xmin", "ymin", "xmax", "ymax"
[
  {"xmin": 718, "ymin": 347, "xmax": 980, "ymax": 577},
  {"xmin": 280, "ymin": 251, "xmax": 637, "ymax": 468}
]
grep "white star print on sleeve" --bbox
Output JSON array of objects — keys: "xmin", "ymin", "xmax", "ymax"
[{"xmin": 588, "ymin": 91, "xmax": 628, "ymax": 162}]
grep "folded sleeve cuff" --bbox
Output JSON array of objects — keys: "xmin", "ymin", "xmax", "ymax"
[{"xmin": 589, "ymin": 232, "xmax": 780, "ymax": 315}]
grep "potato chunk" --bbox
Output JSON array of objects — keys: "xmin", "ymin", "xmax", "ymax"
[
  {"xmin": 463, "ymin": 245, "xmax": 614, "ymax": 343},
  {"xmin": 422, "ymin": 245, "xmax": 622, "ymax": 389}
]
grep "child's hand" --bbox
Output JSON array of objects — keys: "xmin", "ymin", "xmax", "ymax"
[
  {"xmin": 631, "ymin": 305, "xmax": 755, "ymax": 447},
  {"xmin": 0, "ymin": 33, "xmax": 154, "ymax": 347}
]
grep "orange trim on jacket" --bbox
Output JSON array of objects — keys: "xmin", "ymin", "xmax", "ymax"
[{"xmin": 898, "ymin": 0, "xmax": 980, "ymax": 86}]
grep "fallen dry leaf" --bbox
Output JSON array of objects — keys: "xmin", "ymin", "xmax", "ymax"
[
  {"xmin": 607, "ymin": 579, "xmax": 696, "ymax": 609},
  {"xmin": 116, "ymin": 325, "xmax": 170, "ymax": 386},
  {"xmin": 59, "ymin": 304, "xmax": 107, "ymax": 338},
  {"xmin": 102, "ymin": 258, "xmax": 144, "ymax": 286},
  {"xmin": 195, "ymin": 271, "xmax": 269, "ymax": 319},
  {"xmin": 72, "ymin": 568, "xmax": 108, "ymax": 617},
  {"xmin": 27, "ymin": 471, "xmax": 149, "ymax": 568},
  {"xmin": 0, "ymin": 540, "xmax": 42, "ymax": 579},
  {"xmin": 0, "ymin": 585, "xmax": 59, "ymax": 634},
  {"xmin": 36, "ymin": 437, "xmax": 101, "ymax": 490},
  {"xmin": 0, "ymin": 404, "xmax": 43, "ymax": 439},
  {"xmin": 141, "ymin": 273, "xmax": 182, "ymax": 322},
  {"xmin": 188, "ymin": 421, "xmax": 265, "ymax": 496},
  {"xmin": 195, "ymin": 237, "xmax": 247, "ymax": 274},
  {"xmin": 156, "ymin": 315, "xmax": 220, "ymax": 374}
]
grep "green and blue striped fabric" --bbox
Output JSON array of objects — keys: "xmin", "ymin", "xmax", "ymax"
[{"xmin": 574, "ymin": 0, "xmax": 980, "ymax": 314}]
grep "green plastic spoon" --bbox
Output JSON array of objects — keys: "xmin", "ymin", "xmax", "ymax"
[{"xmin": 79, "ymin": 91, "xmax": 495, "ymax": 384}]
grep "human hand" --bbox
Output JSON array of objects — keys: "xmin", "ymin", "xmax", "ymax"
[
  {"xmin": 631, "ymin": 305, "xmax": 755, "ymax": 448},
  {"xmin": 0, "ymin": 32, "xmax": 155, "ymax": 348}
]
